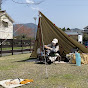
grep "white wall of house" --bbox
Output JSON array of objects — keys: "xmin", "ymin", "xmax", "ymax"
[{"xmin": 0, "ymin": 14, "xmax": 13, "ymax": 39}]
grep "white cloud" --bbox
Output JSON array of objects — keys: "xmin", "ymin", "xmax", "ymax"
[
  {"xmin": 26, "ymin": 0, "xmax": 34, "ymax": 4},
  {"xmin": 26, "ymin": 0, "xmax": 44, "ymax": 5}
]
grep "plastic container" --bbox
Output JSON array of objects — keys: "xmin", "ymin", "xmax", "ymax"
[{"xmin": 75, "ymin": 52, "xmax": 81, "ymax": 66}]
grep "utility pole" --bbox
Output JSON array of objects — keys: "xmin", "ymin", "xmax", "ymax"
[
  {"xmin": 0, "ymin": 0, "xmax": 6, "ymax": 10},
  {"xmin": 0, "ymin": 0, "xmax": 2, "ymax": 10},
  {"xmin": 0, "ymin": 0, "xmax": 2, "ymax": 27},
  {"xmin": 33, "ymin": 17, "xmax": 37, "ymax": 40}
]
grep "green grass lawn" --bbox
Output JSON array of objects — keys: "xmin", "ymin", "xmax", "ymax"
[{"xmin": 0, "ymin": 54, "xmax": 88, "ymax": 88}]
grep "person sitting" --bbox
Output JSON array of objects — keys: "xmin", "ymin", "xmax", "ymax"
[{"xmin": 44, "ymin": 38, "xmax": 61, "ymax": 64}]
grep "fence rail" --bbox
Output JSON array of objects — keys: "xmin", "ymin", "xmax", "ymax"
[{"xmin": 0, "ymin": 39, "xmax": 34, "ymax": 56}]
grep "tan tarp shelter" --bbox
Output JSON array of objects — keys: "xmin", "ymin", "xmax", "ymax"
[{"xmin": 31, "ymin": 11, "xmax": 88, "ymax": 58}]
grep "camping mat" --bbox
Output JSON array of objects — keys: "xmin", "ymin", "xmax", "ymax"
[{"xmin": 0, "ymin": 78, "xmax": 32, "ymax": 88}]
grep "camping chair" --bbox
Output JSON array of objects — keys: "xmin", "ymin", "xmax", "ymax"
[
  {"xmin": 37, "ymin": 47, "xmax": 61, "ymax": 64},
  {"xmin": 55, "ymin": 53, "xmax": 61, "ymax": 62},
  {"xmin": 45, "ymin": 49, "xmax": 61, "ymax": 63}
]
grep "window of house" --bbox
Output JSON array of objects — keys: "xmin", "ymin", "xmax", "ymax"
[{"xmin": 2, "ymin": 21, "xmax": 8, "ymax": 27}]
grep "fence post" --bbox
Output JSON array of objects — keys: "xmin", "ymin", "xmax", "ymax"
[
  {"xmin": 30, "ymin": 39, "xmax": 31, "ymax": 52},
  {"xmin": 0, "ymin": 39, "xmax": 2, "ymax": 57},
  {"xmin": 12, "ymin": 39, "xmax": 13, "ymax": 55},
  {"xmin": 21, "ymin": 39, "xmax": 23, "ymax": 54}
]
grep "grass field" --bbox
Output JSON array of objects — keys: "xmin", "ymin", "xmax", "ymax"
[{"xmin": 0, "ymin": 54, "xmax": 88, "ymax": 88}]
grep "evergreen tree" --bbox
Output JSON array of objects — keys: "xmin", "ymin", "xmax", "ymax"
[
  {"xmin": 67, "ymin": 28, "xmax": 70, "ymax": 30},
  {"xmin": 83, "ymin": 34, "xmax": 88, "ymax": 41},
  {"xmin": 62, "ymin": 27, "xmax": 66, "ymax": 31}
]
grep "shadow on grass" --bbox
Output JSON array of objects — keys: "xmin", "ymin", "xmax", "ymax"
[
  {"xmin": 15, "ymin": 57, "xmax": 37, "ymax": 62},
  {"xmin": 16, "ymin": 58, "xmax": 46, "ymax": 65},
  {"xmin": 35, "ymin": 62, "xmax": 45, "ymax": 64},
  {"xmin": 13, "ymin": 57, "xmax": 46, "ymax": 65}
]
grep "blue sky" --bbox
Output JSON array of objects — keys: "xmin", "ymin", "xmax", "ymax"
[{"xmin": 2, "ymin": 0, "xmax": 88, "ymax": 29}]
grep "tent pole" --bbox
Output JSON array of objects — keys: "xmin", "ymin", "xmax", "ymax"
[{"xmin": 39, "ymin": 13, "xmax": 48, "ymax": 79}]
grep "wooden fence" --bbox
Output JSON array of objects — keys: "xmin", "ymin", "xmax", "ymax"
[{"xmin": 0, "ymin": 39, "xmax": 34, "ymax": 56}]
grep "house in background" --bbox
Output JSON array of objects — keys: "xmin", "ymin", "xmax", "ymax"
[
  {"xmin": 65, "ymin": 31, "xmax": 78, "ymax": 41},
  {"xmin": 83, "ymin": 26, "xmax": 88, "ymax": 33},
  {"xmin": 0, "ymin": 10, "xmax": 14, "ymax": 39},
  {"xmin": 83, "ymin": 26, "xmax": 88, "ymax": 47},
  {"xmin": 65, "ymin": 28, "xmax": 83, "ymax": 44}
]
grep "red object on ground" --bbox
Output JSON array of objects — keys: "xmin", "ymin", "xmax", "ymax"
[
  {"xmin": 86, "ymin": 46, "xmax": 87, "ymax": 48},
  {"xmin": 68, "ymin": 35, "xmax": 71, "ymax": 37}
]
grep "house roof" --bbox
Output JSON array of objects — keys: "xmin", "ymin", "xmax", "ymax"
[
  {"xmin": 65, "ymin": 32, "xmax": 78, "ymax": 35},
  {"xmin": 83, "ymin": 26, "xmax": 88, "ymax": 30},
  {"xmin": 0, "ymin": 10, "xmax": 14, "ymax": 23}
]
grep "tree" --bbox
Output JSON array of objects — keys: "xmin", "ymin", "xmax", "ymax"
[
  {"xmin": 62, "ymin": 27, "xmax": 66, "ymax": 31},
  {"xmin": 67, "ymin": 28, "xmax": 70, "ymax": 30},
  {"xmin": 83, "ymin": 34, "xmax": 88, "ymax": 41},
  {"xmin": 14, "ymin": 24, "xmax": 34, "ymax": 39}
]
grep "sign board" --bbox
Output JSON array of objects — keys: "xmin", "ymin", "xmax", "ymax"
[{"xmin": 78, "ymin": 35, "xmax": 82, "ymax": 42}]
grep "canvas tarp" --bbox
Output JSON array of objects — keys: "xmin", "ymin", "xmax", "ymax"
[{"xmin": 31, "ymin": 11, "xmax": 88, "ymax": 58}]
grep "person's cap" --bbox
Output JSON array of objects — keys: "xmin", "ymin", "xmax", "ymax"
[
  {"xmin": 52, "ymin": 40, "xmax": 57, "ymax": 44},
  {"xmin": 52, "ymin": 38, "xmax": 58, "ymax": 44}
]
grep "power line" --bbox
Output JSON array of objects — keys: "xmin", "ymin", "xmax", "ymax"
[
  {"xmin": 11, "ymin": 0, "xmax": 44, "ymax": 5},
  {"xmin": 11, "ymin": 0, "xmax": 29, "ymax": 4}
]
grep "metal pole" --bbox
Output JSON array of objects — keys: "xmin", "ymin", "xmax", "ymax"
[
  {"xmin": 33, "ymin": 17, "xmax": 37, "ymax": 40},
  {"xmin": 12, "ymin": 39, "xmax": 13, "ymax": 55},
  {"xmin": 39, "ymin": 14, "xmax": 48, "ymax": 79},
  {"xmin": 21, "ymin": 39, "xmax": 23, "ymax": 54},
  {"xmin": 0, "ymin": 0, "xmax": 1, "ymax": 9},
  {"xmin": 0, "ymin": 0, "xmax": 2, "ymax": 10},
  {"xmin": 0, "ymin": 39, "xmax": 2, "ymax": 56}
]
